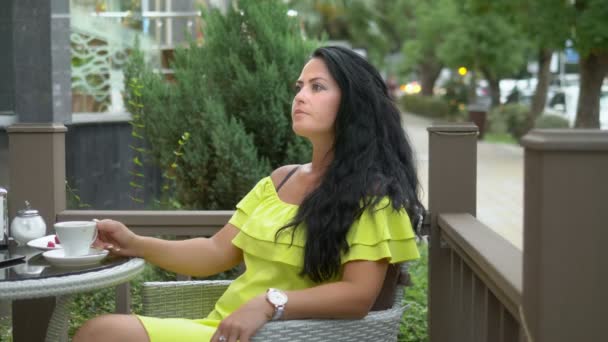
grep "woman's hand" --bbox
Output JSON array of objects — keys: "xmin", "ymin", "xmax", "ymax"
[
  {"xmin": 211, "ymin": 294, "xmax": 274, "ymax": 342},
  {"xmin": 93, "ymin": 219, "xmax": 143, "ymax": 257}
]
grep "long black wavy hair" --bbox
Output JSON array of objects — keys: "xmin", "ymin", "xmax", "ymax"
[{"xmin": 278, "ymin": 46, "xmax": 423, "ymax": 283}]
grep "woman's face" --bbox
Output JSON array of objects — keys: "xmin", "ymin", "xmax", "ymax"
[{"xmin": 291, "ymin": 58, "xmax": 342, "ymax": 140}]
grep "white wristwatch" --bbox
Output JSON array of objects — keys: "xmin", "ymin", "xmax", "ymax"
[{"xmin": 266, "ymin": 288, "xmax": 288, "ymax": 320}]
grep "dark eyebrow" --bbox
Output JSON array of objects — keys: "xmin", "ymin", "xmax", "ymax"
[{"xmin": 295, "ymin": 77, "xmax": 329, "ymax": 84}]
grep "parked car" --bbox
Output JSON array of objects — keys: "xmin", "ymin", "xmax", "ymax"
[{"xmin": 545, "ymin": 84, "xmax": 608, "ymax": 128}]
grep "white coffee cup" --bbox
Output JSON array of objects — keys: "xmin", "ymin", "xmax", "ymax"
[{"xmin": 54, "ymin": 221, "xmax": 98, "ymax": 257}]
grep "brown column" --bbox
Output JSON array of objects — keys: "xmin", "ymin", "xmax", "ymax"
[
  {"xmin": 8, "ymin": 124, "xmax": 66, "ymax": 234},
  {"xmin": 521, "ymin": 129, "xmax": 608, "ymax": 342},
  {"xmin": 427, "ymin": 123, "xmax": 478, "ymax": 342}
]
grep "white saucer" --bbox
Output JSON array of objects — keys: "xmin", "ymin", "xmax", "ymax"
[
  {"xmin": 27, "ymin": 235, "xmax": 62, "ymax": 250},
  {"xmin": 42, "ymin": 248, "xmax": 109, "ymax": 267}
]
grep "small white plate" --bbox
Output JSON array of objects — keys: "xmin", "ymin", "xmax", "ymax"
[
  {"xmin": 42, "ymin": 248, "xmax": 109, "ymax": 267},
  {"xmin": 27, "ymin": 235, "xmax": 62, "ymax": 250}
]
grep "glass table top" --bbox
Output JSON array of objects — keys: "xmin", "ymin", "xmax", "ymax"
[{"xmin": 0, "ymin": 241, "xmax": 130, "ymax": 282}]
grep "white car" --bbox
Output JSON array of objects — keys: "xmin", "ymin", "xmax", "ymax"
[{"xmin": 546, "ymin": 85, "xmax": 608, "ymax": 129}]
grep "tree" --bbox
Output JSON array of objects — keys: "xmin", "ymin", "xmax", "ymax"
[
  {"xmin": 124, "ymin": 0, "xmax": 318, "ymax": 209},
  {"xmin": 523, "ymin": 0, "xmax": 571, "ymax": 130},
  {"xmin": 399, "ymin": 0, "xmax": 457, "ymax": 96},
  {"xmin": 286, "ymin": 0, "xmax": 413, "ymax": 71},
  {"xmin": 437, "ymin": 0, "xmax": 531, "ymax": 107},
  {"xmin": 572, "ymin": 0, "xmax": 608, "ymax": 128},
  {"xmin": 525, "ymin": 0, "xmax": 608, "ymax": 128}
]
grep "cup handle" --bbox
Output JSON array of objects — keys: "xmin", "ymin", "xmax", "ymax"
[{"xmin": 90, "ymin": 222, "xmax": 98, "ymax": 245}]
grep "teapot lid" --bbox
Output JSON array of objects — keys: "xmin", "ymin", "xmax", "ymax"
[{"xmin": 16, "ymin": 201, "xmax": 39, "ymax": 217}]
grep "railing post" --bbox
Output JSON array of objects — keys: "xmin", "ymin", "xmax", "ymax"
[
  {"xmin": 427, "ymin": 123, "xmax": 478, "ymax": 342},
  {"xmin": 8, "ymin": 125, "xmax": 67, "ymax": 231},
  {"xmin": 521, "ymin": 130, "xmax": 608, "ymax": 342}
]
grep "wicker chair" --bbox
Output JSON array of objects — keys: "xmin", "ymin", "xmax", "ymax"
[{"xmin": 141, "ymin": 264, "xmax": 411, "ymax": 341}]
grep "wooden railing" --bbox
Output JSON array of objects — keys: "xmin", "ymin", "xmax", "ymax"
[
  {"xmin": 438, "ymin": 213, "xmax": 523, "ymax": 341},
  {"xmin": 428, "ymin": 125, "xmax": 608, "ymax": 342},
  {"xmin": 427, "ymin": 124, "xmax": 525, "ymax": 341}
]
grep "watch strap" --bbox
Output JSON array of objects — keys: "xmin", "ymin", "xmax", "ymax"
[{"xmin": 271, "ymin": 304, "xmax": 285, "ymax": 320}]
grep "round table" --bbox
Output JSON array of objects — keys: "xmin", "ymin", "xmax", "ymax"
[
  {"xmin": 0, "ymin": 244, "xmax": 145, "ymax": 342},
  {"xmin": 0, "ymin": 257, "xmax": 145, "ymax": 300}
]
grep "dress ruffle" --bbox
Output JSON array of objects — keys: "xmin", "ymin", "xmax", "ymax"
[{"xmin": 229, "ymin": 177, "xmax": 420, "ymax": 267}]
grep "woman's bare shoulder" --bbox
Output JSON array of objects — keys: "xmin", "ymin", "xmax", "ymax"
[{"xmin": 270, "ymin": 164, "xmax": 302, "ymax": 188}]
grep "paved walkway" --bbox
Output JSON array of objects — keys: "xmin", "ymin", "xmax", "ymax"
[{"xmin": 402, "ymin": 112, "xmax": 523, "ymax": 250}]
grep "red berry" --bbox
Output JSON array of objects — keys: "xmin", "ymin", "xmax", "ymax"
[
  {"xmin": 47, "ymin": 241, "xmax": 56, "ymax": 248},
  {"xmin": 54, "ymin": 235, "xmax": 60, "ymax": 244}
]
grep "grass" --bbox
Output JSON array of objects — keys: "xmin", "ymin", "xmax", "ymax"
[
  {"xmin": 0, "ymin": 314, "xmax": 10, "ymax": 342},
  {"xmin": 398, "ymin": 242, "xmax": 429, "ymax": 342},
  {"xmin": 482, "ymin": 132, "xmax": 518, "ymax": 145}
]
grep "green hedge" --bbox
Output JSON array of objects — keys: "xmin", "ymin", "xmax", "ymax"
[
  {"xmin": 487, "ymin": 104, "xmax": 529, "ymax": 139},
  {"xmin": 400, "ymin": 95, "xmax": 450, "ymax": 119},
  {"xmin": 399, "ymin": 243, "xmax": 429, "ymax": 342},
  {"xmin": 488, "ymin": 105, "xmax": 571, "ymax": 141},
  {"xmin": 534, "ymin": 114, "xmax": 570, "ymax": 129}
]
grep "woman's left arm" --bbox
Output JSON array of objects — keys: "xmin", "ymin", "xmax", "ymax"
[
  {"xmin": 211, "ymin": 260, "xmax": 388, "ymax": 342},
  {"xmin": 282, "ymin": 259, "xmax": 389, "ymax": 319}
]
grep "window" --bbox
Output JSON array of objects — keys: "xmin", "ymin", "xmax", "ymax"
[{"xmin": 70, "ymin": 0, "xmax": 204, "ymax": 115}]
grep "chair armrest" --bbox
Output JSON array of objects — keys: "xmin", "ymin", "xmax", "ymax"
[
  {"xmin": 142, "ymin": 280, "xmax": 232, "ymax": 319},
  {"xmin": 141, "ymin": 280, "xmax": 409, "ymax": 341},
  {"xmin": 251, "ymin": 305, "xmax": 409, "ymax": 342}
]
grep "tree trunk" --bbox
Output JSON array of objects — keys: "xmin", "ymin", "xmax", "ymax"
[
  {"xmin": 480, "ymin": 67, "xmax": 501, "ymax": 108},
  {"xmin": 419, "ymin": 58, "xmax": 443, "ymax": 96},
  {"xmin": 528, "ymin": 48, "xmax": 553, "ymax": 130},
  {"xmin": 575, "ymin": 52, "xmax": 608, "ymax": 128},
  {"xmin": 467, "ymin": 70, "xmax": 477, "ymax": 104},
  {"xmin": 488, "ymin": 77, "xmax": 500, "ymax": 108}
]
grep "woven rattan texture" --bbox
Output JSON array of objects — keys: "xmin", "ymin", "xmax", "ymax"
[
  {"xmin": 142, "ymin": 280, "xmax": 232, "ymax": 319},
  {"xmin": 142, "ymin": 264, "xmax": 412, "ymax": 342},
  {"xmin": 45, "ymin": 294, "xmax": 72, "ymax": 342}
]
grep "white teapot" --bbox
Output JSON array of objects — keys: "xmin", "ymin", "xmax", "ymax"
[{"xmin": 11, "ymin": 201, "xmax": 47, "ymax": 245}]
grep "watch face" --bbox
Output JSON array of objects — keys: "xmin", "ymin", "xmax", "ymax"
[{"xmin": 268, "ymin": 289, "xmax": 288, "ymax": 305}]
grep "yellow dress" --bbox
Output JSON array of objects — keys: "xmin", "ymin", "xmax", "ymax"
[{"xmin": 137, "ymin": 177, "xmax": 420, "ymax": 341}]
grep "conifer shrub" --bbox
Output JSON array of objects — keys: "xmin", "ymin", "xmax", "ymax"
[{"xmin": 124, "ymin": 0, "xmax": 318, "ymax": 209}]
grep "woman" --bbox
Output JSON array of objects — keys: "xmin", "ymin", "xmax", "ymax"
[{"xmin": 74, "ymin": 46, "xmax": 423, "ymax": 342}]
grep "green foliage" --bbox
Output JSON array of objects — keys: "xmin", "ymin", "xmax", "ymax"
[
  {"xmin": 124, "ymin": 0, "xmax": 318, "ymax": 209},
  {"xmin": 443, "ymin": 78, "xmax": 468, "ymax": 116},
  {"xmin": 488, "ymin": 104, "xmax": 530, "ymax": 139},
  {"xmin": 399, "ymin": 243, "xmax": 428, "ymax": 342},
  {"xmin": 483, "ymin": 132, "xmax": 518, "ymax": 145},
  {"xmin": 534, "ymin": 114, "xmax": 570, "ymax": 129},
  {"xmin": 400, "ymin": 0, "xmax": 455, "ymax": 74},
  {"xmin": 400, "ymin": 95, "xmax": 451, "ymax": 120},
  {"xmin": 126, "ymin": 74, "xmax": 147, "ymax": 205},
  {"xmin": 0, "ymin": 315, "xmax": 11, "ymax": 342},
  {"xmin": 286, "ymin": 0, "xmax": 417, "ymax": 70},
  {"xmin": 524, "ymin": 0, "xmax": 572, "ymax": 51},
  {"xmin": 571, "ymin": 0, "xmax": 608, "ymax": 57},
  {"xmin": 66, "ymin": 181, "xmax": 91, "ymax": 209},
  {"xmin": 438, "ymin": 0, "xmax": 531, "ymax": 83}
]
